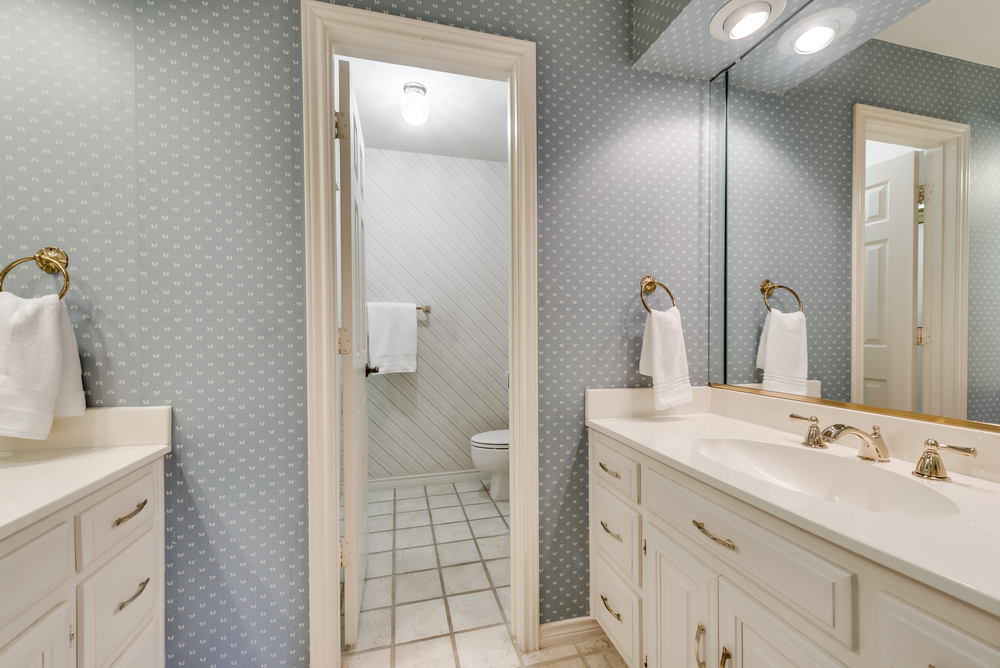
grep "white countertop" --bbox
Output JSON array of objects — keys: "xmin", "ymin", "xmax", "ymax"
[
  {"xmin": 587, "ymin": 412, "xmax": 1000, "ymax": 619},
  {"xmin": 0, "ymin": 445, "xmax": 170, "ymax": 542}
]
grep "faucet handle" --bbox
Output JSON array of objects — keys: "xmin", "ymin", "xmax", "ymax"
[
  {"xmin": 913, "ymin": 439, "xmax": 977, "ymax": 481},
  {"xmin": 789, "ymin": 414, "xmax": 826, "ymax": 449}
]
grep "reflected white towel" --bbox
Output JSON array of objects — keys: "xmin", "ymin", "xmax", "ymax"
[
  {"xmin": 0, "ymin": 293, "xmax": 85, "ymax": 439},
  {"xmin": 639, "ymin": 307, "xmax": 694, "ymax": 410},
  {"xmin": 367, "ymin": 302, "xmax": 417, "ymax": 374},
  {"xmin": 760, "ymin": 310, "xmax": 808, "ymax": 396},
  {"xmin": 755, "ymin": 312, "xmax": 771, "ymax": 370}
]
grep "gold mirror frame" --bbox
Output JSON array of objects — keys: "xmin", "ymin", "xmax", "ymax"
[{"xmin": 710, "ymin": 383, "xmax": 1000, "ymax": 436}]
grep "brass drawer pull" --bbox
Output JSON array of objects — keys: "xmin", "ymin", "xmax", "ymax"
[
  {"xmin": 692, "ymin": 519, "xmax": 736, "ymax": 550},
  {"xmin": 600, "ymin": 521, "xmax": 622, "ymax": 542},
  {"xmin": 720, "ymin": 646, "xmax": 731, "ymax": 668},
  {"xmin": 117, "ymin": 578, "xmax": 151, "ymax": 613},
  {"xmin": 600, "ymin": 594, "xmax": 622, "ymax": 622},
  {"xmin": 598, "ymin": 462, "xmax": 621, "ymax": 479},
  {"xmin": 114, "ymin": 499, "xmax": 148, "ymax": 527},
  {"xmin": 695, "ymin": 623, "xmax": 706, "ymax": 668}
]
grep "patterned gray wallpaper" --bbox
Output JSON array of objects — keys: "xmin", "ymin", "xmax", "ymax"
[
  {"xmin": 365, "ymin": 149, "xmax": 509, "ymax": 480},
  {"xmin": 726, "ymin": 39, "xmax": 1000, "ymax": 422},
  {"xmin": 2, "ymin": 0, "xmax": 711, "ymax": 663}
]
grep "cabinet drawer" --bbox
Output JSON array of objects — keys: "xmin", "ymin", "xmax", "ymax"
[
  {"xmin": 594, "ymin": 554, "xmax": 641, "ymax": 668},
  {"xmin": 76, "ymin": 473, "xmax": 155, "ymax": 570},
  {"xmin": 593, "ymin": 482, "xmax": 641, "ymax": 588},
  {"xmin": 592, "ymin": 432, "xmax": 640, "ymax": 502},
  {"xmin": 110, "ymin": 620, "xmax": 158, "ymax": 668},
  {"xmin": 0, "ymin": 523, "xmax": 73, "ymax": 628},
  {"xmin": 645, "ymin": 467, "xmax": 856, "ymax": 649},
  {"xmin": 78, "ymin": 529, "xmax": 157, "ymax": 668},
  {"xmin": 0, "ymin": 602, "xmax": 71, "ymax": 668},
  {"xmin": 878, "ymin": 592, "xmax": 1000, "ymax": 666}
]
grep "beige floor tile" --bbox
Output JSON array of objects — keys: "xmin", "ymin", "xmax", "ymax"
[
  {"xmin": 430, "ymin": 506, "xmax": 466, "ymax": 524},
  {"xmin": 476, "ymin": 535, "xmax": 510, "ymax": 559},
  {"xmin": 395, "ymin": 545, "xmax": 438, "ymax": 573},
  {"xmin": 441, "ymin": 562, "xmax": 491, "ymax": 595},
  {"xmin": 369, "ymin": 501, "xmax": 393, "ymax": 516},
  {"xmin": 368, "ymin": 514, "xmax": 393, "ymax": 533},
  {"xmin": 428, "ymin": 494, "xmax": 461, "ymax": 509},
  {"xmin": 470, "ymin": 517, "xmax": 508, "ymax": 538},
  {"xmin": 360, "ymin": 576, "xmax": 391, "ymax": 611},
  {"xmin": 395, "ymin": 485, "xmax": 426, "ymax": 499},
  {"xmin": 368, "ymin": 531, "xmax": 393, "ymax": 553},
  {"xmin": 395, "ymin": 569, "xmax": 443, "ymax": 604},
  {"xmin": 459, "ymin": 490, "xmax": 492, "ymax": 505},
  {"xmin": 434, "ymin": 521, "xmax": 473, "ymax": 544},
  {"xmin": 368, "ymin": 489, "xmax": 394, "ymax": 503},
  {"xmin": 447, "ymin": 590, "xmax": 503, "ymax": 631},
  {"xmin": 394, "ymin": 598, "xmax": 450, "ymax": 644},
  {"xmin": 485, "ymin": 558, "xmax": 510, "ymax": 587},
  {"xmin": 394, "ymin": 636, "xmax": 455, "ymax": 668},
  {"xmin": 395, "ymin": 526, "xmax": 434, "ymax": 549},
  {"xmin": 464, "ymin": 503, "xmax": 501, "ymax": 520},
  {"xmin": 495, "ymin": 586, "xmax": 511, "ymax": 620},
  {"xmin": 455, "ymin": 480, "xmax": 487, "ymax": 493},
  {"xmin": 496, "ymin": 501, "xmax": 510, "ymax": 516},
  {"xmin": 575, "ymin": 636, "xmax": 614, "ymax": 654},
  {"xmin": 436, "ymin": 540, "xmax": 480, "ymax": 567},
  {"xmin": 396, "ymin": 497, "xmax": 428, "ymax": 513},
  {"xmin": 396, "ymin": 510, "xmax": 431, "ymax": 529},
  {"xmin": 454, "ymin": 624, "xmax": 520, "ymax": 668},
  {"xmin": 583, "ymin": 648, "xmax": 628, "ymax": 668},
  {"xmin": 425, "ymin": 484, "xmax": 456, "ymax": 496},
  {"xmin": 522, "ymin": 642, "xmax": 578, "ymax": 664},
  {"xmin": 353, "ymin": 608, "xmax": 392, "ymax": 651},
  {"xmin": 547, "ymin": 659, "xmax": 588, "ymax": 668},
  {"xmin": 343, "ymin": 648, "xmax": 391, "ymax": 668},
  {"xmin": 367, "ymin": 551, "xmax": 392, "ymax": 578}
]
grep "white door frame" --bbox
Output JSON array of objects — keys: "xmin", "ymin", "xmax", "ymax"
[
  {"xmin": 851, "ymin": 104, "xmax": 970, "ymax": 417},
  {"xmin": 301, "ymin": 3, "xmax": 540, "ymax": 666}
]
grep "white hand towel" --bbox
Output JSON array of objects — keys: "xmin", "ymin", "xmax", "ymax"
[
  {"xmin": 761, "ymin": 310, "xmax": 808, "ymax": 396},
  {"xmin": 639, "ymin": 307, "xmax": 694, "ymax": 410},
  {"xmin": 0, "ymin": 293, "xmax": 85, "ymax": 439},
  {"xmin": 755, "ymin": 312, "xmax": 771, "ymax": 369},
  {"xmin": 367, "ymin": 302, "xmax": 417, "ymax": 374}
]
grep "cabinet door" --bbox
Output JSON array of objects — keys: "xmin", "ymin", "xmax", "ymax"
[
  {"xmin": 719, "ymin": 579, "xmax": 845, "ymax": 668},
  {"xmin": 643, "ymin": 521, "xmax": 718, "ymax": 668},
  {"xmin": 878, "ymin": 592, "xmax": 1000, "ymax": 667},
  {"xmin": 0, "ymin": 603, "xmax": 70, "ymax": 668}
]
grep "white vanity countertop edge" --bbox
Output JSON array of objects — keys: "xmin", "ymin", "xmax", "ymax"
[
  {"xmin": 0, "ymin": 444, "xmax": 171, "ymax": 542},
  {"xmin": 587, "ymin": 413, "xmax": 1000, "ymax": 620}
]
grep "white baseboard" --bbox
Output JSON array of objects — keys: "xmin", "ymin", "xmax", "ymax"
[
  {"xmin": 538, "ymin": 616, "xmax": 604, "ymax": 649},
  {"xmin": 368, "ymin": 469, "xmax": 489, "ymax": 491}
]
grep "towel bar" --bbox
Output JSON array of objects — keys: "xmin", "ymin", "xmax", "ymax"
[
  {"xmin": 760, "ymin": 279, "xmax": 803, "ymax": 312},
  {"xmin": 0, "ymin": 247, "xmax": 71, "ymax": 299},
  {"xmin": 639, "ymin": 275, "xmax": 676, "ymax": 313}
]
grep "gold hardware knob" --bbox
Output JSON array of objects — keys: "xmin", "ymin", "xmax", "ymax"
[{"xmin": 720, "ymin": 646, "xmax": 731, "ymax": 668}]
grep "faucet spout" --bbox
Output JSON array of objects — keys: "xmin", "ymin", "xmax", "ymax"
[{"xmin": 821, "ymin": 424, "xmax": 889, "ymax": 462}]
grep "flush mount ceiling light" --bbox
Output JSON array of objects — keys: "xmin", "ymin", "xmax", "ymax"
[
  {"xmin": 710, "ymin": 0, "xmax": 786, "ymax": 42},
  {"xmin": 400, "ymin": 82, "xmax": 429, "ymax": 126},
  {"xmin": 777, "ymin": 7, "xmax": 857, "ymax": 56}
]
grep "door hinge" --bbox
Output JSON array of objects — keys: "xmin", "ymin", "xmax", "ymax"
[
  {"xmin": 334, "ymin": 112, "xmax": 348, "ymax": 141},
  {"xmin": 339, "ymin": 540, "xmax": 344, "ymax": 568},
  {"xmin": 642, "ymin": 539, "xmax": 647, "ymax": 556},
  {"xmin": 644, "ymin": 655, "xmax": 648, "ymax": 668},
  {"xmin": 338, "ymin": 327, "xmax": 351, "ymax": 355},
  {"xmin": 917, "ymin": 326, "xmax": 925, "ymax": 346},
  {"xmin": 917, "ymin": 184, "xmax": 926, "ymax": 205},
  {"xmin": 69, "ymin": 625, "xmax": 75, "ymax": 647}
]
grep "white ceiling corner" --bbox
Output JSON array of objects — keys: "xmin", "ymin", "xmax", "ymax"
[{"xmin": 875, "ymin": 0, "xmax": 1000, "ymax": 71}]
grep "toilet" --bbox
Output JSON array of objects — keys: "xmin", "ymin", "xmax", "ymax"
[{"xmin": 470, "ymin": 429, "xmax": 509, "ymax": 501}]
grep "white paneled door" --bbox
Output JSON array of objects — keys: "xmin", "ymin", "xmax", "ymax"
[
  {"xmin": 339, "ymin": 58, "xmax": 370, "ymax": 647},
  {"xmin": 863, "ymin": 152, "xmax": 919, "ymax": 410}
]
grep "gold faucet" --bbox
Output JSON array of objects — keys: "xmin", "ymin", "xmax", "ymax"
[
  {"xmin": 821, "ymin": 424, "xmax": 889, "ymax": 462},
  {"xmin": 789, "ymin": 414, "xmax": 826, "ymax": 448},
  {"xmin": 912, "ymin": 439, "xmax": 977, "ymax": 481}
]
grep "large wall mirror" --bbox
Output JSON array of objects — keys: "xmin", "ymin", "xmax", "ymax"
[{"xmin": 710, "ymin": 0, "xmax": 1000, "ymax": 427}]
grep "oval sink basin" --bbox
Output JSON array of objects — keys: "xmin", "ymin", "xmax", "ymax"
[{"xmin": 693, "ymin": 438, "xmax": 959, "ymax": 519}]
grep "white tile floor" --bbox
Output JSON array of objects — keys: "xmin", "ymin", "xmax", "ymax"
[{"xmin": 343, "ymin": 480, "xmax": 627, "ymax": 668}]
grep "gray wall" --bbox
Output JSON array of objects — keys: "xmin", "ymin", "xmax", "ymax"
[
  {"xmin": 365, "ymin": 149, "xmax": 509, "ymax": 480},
  {"xmin": 726, "ymin": 39, "xmax": 1000, "ymax": 422},
  {"xmin": 1, "ymin": 0, "xmax": 711, "ymax": 661}
]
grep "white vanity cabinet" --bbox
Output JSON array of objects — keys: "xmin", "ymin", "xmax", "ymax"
[
  {"xmin": 588, "ymin": 428, "xmax": 1000, "ymax": 668},
  {"xmin": 0, "ymin": 459, "xmax": 165, "ymax": 668}
]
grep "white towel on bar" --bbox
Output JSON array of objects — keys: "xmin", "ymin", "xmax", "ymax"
[
  {"xmin": 759, "ymin": 309, "xmax": 808, "ymax": 396},
  {"xmin": 0, "ymin": 293, "xmax": 85, "ymax": 439},
  {"xmin": 367, "ymin": 302, "xmax": 417, "ymax": 374},
  {"xmin": 638, "ymin": 307, "xmax": 693, "ymax": 410}
]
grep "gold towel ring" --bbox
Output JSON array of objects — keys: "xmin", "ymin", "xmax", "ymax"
[
  {"xmin": 0, "ymin": 247, "xmax": 71, "ymax": 299},
  {"xmin": 760, "ymin": 279, "xmax": 802, "ymax": 312},
  {"xmin": 640, "ymin": 275, "xmax": 676, "ymax": 313}
]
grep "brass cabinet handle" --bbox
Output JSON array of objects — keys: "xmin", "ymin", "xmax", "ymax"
[
  {"xmin": 117, "ymin": 578, "xmax": 150, "ymax": 612},
  {"xmin": 600, "ymin": 521, "xmax": 622, "ymax": 542},
  {"xmin": 114, "ymin": 499, "xmax": 148, "ymax": 527},
  {"xmin": 692, "ymin": 520, "xmax": 736, "ymax": 550},
  {"xmin": 720, "ymin": 646, "xmax": 731, "ymax": 668},
  {"xmin": 598, "ymin": 462, "xmax": 621, "ymax": 479},
  {"xmin": 600, "ymin": 594, "xmax": 622, "ymax": 622},
  {"xmin": 695, "ymin": 623, "xmax": 706, "ymax": 668}
]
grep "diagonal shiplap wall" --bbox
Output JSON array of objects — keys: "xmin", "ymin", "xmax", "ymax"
[{"xmin": 364, "ymin": 149, "xmax": 509, "ymax": 480}]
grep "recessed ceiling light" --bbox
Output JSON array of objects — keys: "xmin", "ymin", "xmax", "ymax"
[
  {"xmin": 400, "ymin": 82, "xmax": 429, "ymax": 126},
  {"xmin": 794, "ymin": 25, "xmax": 837, "ymax": 54},
  {"xmin": 777, "ymin": 8, "xmax": 857, "ymax": 57},
  {"xmin": 710, "ymin": 0, "xmax": 786, "ymax": 42}
]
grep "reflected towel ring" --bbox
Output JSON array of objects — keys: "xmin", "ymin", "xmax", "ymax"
[
  {"xmin": 640, "ymin": 275, "xmax": 676, "ymax": 313},
  {"xmin": 760, "ymin": 279, "xmax": 802, "ymax": 312},
  {"xmin": 0, "ymin": 247, "xmax": 71, "ymax": 299}
]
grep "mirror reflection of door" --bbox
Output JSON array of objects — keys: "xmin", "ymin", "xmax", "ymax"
[{"xmin": 863, "ymin": 150, "xmax": 919, "ymax": 410}]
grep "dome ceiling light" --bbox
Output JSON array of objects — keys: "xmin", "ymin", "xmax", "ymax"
[
  {"xmin": 710, "ymin": 0, "xmax": 786, "ymax": 42},
  {"xmin": 776, "ymin": 8, "xmax": 858, "ymax": 57},
  {"xmin": 400, "ymin": 82, "xmax": 429, "ymax": 126}
]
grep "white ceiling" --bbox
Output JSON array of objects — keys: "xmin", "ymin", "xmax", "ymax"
[
  {"xmin": 876, "ymin": 0, "xmax": 1000, "ymax": 70},
  {"xmin": 342, "ymin": 57, "xmax": 509, "ymax": 163}
]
